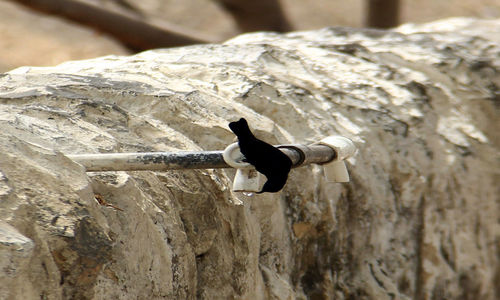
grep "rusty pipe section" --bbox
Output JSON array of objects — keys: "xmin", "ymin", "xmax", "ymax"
[{"xmin": 67, "ymin": 144, "xmax": 335, "ymax": 172}]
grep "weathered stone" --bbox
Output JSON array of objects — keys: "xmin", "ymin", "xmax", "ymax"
[{"xmin": 0, "ymin": 18, "xmax": 498, "ymax": 300}]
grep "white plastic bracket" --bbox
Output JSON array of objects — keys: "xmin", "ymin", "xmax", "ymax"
[
  {"xmin": 318, "ymin": 136, "xmax": 356, "ymax": 182},
  {"xmin": 222, "ymin": 143, "xmax": 264, "ymax": 192}
]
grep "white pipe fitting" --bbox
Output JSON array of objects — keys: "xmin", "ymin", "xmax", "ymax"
[
  {"xmin": 223, "ymin": 143, "xmax": 264, "ymax": 192},
  {"xmin": 318, "ymin": 136, "xmax": 357, "ymax": 183},
  {"xmin": 222, "ymin": 136, "xmax": 356, "ymax": 193}
]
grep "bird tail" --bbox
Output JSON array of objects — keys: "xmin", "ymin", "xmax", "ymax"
[{"xmin": 229, "ymin": 118, "xmax": 254, "ymax": 139}]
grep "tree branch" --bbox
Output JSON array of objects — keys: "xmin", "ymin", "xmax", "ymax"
[{"xmin": 8, "ymin": 0, "xmax": 218, "ymax": 52}]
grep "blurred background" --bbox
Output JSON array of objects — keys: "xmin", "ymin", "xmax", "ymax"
[{"xmin": 1, "ymin": 0, "xmax": 499, "ymax": 72}]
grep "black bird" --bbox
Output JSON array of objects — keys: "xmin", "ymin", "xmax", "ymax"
[{"xmin": 229, "ymin": 118, "xmax": 292, "ymax": 193}]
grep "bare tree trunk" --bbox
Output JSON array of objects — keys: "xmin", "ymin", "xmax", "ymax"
[
  {"xmin": 365, "ymin": 0, "xmax": 400, "ymax": 28},
  {"xmin": 218, "ymin": 0, "xmax": 292, "ymax": 32}
]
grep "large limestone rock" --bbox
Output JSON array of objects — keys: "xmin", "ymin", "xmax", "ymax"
[{"xmin": 0, "ymin": 18, "xmax": 498, "ymax": 299}]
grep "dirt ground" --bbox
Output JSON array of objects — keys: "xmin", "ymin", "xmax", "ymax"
[{"xmin": 0, "ymin": 0, "xmax": 499, "ymax": 72}]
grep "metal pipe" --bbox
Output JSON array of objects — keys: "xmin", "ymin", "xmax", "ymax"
[{"xmin": 67, "ymin": 144, "xmax": 336, "ymax": 172}]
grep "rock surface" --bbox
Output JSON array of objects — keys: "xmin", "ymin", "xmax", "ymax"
[{"xmin": 0, "ymin": 18, "xmax": 499, "ymax": 299}]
